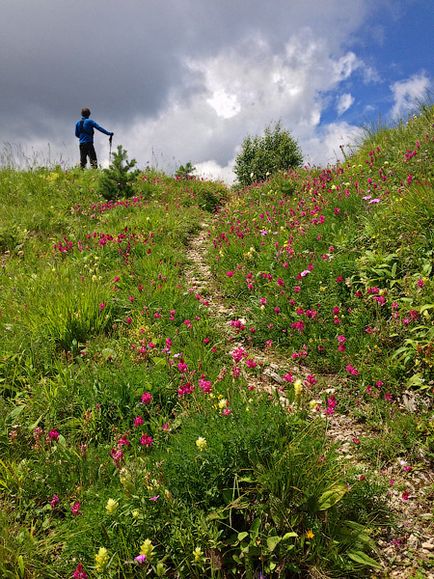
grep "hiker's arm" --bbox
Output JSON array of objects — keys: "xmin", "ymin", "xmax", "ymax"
[
  {"xmin": 90, "ymin": 120, "xmax": 112, "ymax": 136},
  {"xmin": 75, "ymin": 123, "xmax": 80, "ymax": 138}
]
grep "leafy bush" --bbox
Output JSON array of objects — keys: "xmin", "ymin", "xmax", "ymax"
[{"xmin": 234, "ymin": 121, "xmax": 303, "ymax": 187}]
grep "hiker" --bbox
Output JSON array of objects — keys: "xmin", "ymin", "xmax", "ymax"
[{"xmin": 75, "ymin": 108, "xmax": 113, "ymax": 168}]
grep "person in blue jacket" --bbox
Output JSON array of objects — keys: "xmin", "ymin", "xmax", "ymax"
[{"xmin": 75, "ymin": 107, "xmax": 113, "ymax": 168}]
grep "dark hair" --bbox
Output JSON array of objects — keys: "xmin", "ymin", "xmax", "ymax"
[{"xmin": 81, "ymin": 107, "xmax": 91, "ymax": 118}]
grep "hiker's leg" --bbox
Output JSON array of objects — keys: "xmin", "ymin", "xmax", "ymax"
[
  {"xmin": 79, "ymin": 144, "xmax": 87, "ymax": 168},
  {"xmin": 89, "ymin": 144, "xmax": 98, "ymax": 169}
]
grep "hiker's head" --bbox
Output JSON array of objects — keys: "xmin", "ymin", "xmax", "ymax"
[{"xmin": 81, "ymin": 108, "xmax": 91, "ymax": 118}]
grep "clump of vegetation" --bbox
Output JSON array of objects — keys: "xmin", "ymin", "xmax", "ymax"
[
  {"xmin": 98, "ymin": 144, "xmax": 140, "ymax": 200},
  {"xmin": 234, "ymin": 121, "xmax": 303, "ymax": 187}
]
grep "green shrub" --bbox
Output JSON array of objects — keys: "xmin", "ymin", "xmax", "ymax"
[{"xmin": 234, "ymin": 121, "xmax": 303, "ymax": 187}]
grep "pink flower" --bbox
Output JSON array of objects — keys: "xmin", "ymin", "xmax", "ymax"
[
  {"xmin": 110, "ymin": 447, "xmax": 124, "ymax": 467},
  {"xmin": 50, "ymin": 494, "xmax": 60, "ymax": 509},
  {"xmin": 73, "ymin": 563, "xmax": 88, "ymax": 579},
  {"xmin": 71, "ymin": 501, "xmax": 81, "ymax": 516},
  {"xmin": 346, "ymin": 364, "xmax": 359, "ymax": 376},
  {"xmin": 162, "ymin": 422, "xmax": 170, "ymax": 431},
  {"xmin": 231, "ymin": 347, "xmax": 247, "ymax": 362},
  {"xmin": 48, "ymin": 429, "xmax": 60, "ymax": 442},
  {"xmin": 134, "ymin": 416, "xmax": 144, "ymax": 428},
  {"xmin": 99, "ymin": 302, "xmax": 106, "ymax": 311},
  {"xmin": 232, "ymin": 366, "xmax": 241, "ymax": 378},
  {"xmin": 245, "ymin": 358, "xmax": 257, "ymax": 369},
  {"xmin": 401, "ymin": 490, "xmax": 410, "ymax": 501},
  {"xmin": 407, "ymin": 174, "xmax": 413, "ymax": 185},
  {"xmin": 417, "ymin": 278, "xmax": 425, "ymax": 288},
  {"xmin": 149, "ymin": 495, "xmax": 160, "ymax": 501},
  {"xmin": 337, "ymin": 335, "xmax": 346, "ymax": 344},
  {"xmin": 222, "ymin": 408, "xmax": 232, "ymax": 416},
  {"xmin": 117, "ymin": 435, "xmax": 130, "ymax": 447},
  {"xmin": 259, "ymin": 297, "xmax": 267, "ymax": 306},
  {"xmin": 141, "ymin": 392, "xmax": 153, "ymax": 405},
  {"xmin": 226, "ymin": 271, "xmax": 235, "ymax": 277},
  {"xmin": 134, "ymin": 554, "xmax": 147, "ymax": 565},
  {"xmin": 177, "ymin": 361, "xmax": 188, "ymax": 373},
  {"xmin": 282, "ymin": 373, "xmax": 294, "ymax": 382},
  {"xmin": 139, "ymin": 434, "xmax": 154, "ymax": 447},
  {"xmin": 198, "ymin": 376, "xmax": 212, "ymax": 393}
]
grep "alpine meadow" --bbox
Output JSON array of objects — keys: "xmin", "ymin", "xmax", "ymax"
[{"xmin": 0, "ymin": 106, "xmax": 433, "ymax": 578}]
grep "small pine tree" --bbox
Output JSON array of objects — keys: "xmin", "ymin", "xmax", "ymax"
[
  {"xmin": 98, "ymin": 145, "xmax": 139, "ymax": 201},
  {"xmin": 234, "ymin": 122, "xmax": 303, "ymax": 187},
  {"xmin": 175, "ymin": 161, "xmax": 196, "ymax": 180}
]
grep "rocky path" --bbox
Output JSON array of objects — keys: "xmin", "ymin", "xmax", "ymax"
[{"xmin": 185, "ymin": 221, "xmax": 434, "ymax": 578}]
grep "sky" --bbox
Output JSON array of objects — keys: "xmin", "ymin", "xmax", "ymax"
[{"xmin": 0, "ymin": 0, "xmax": 432, "ymax": 182}]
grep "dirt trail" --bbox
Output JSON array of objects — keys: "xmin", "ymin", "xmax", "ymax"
[{"xmin": 185, "ymin": 221, "xmax": 434, "ymax": 578}]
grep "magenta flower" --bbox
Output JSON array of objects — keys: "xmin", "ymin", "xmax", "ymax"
[
  {"xmin": 48, "ymin": 429, "xmax": 60, "ymax": 442},
  {"xmin": 141, "ymin": 392, "xmax": 153, "ymax": 405},
  {"xmin": 149, "ymin": 495, "xmax": 160, "ymax": 502},
  {"xmin": 198, "ymin": 376, "xmax": 212, "ymax": 393},
  {"xmin": 134, "ymin": 416, "xmax": 144, "ymax": 428},
  {"xmin": 177, "ymin": 361, "xmax": 188, "ymax": 373},
  {"xmin": 50, "ymin": 494, "xmax": 60, "ymax": 509},
  {"xmin": 139, "ymin": 434, "xmax": 154, "ymax": 447},
  {"xmin": 134, "ymin": 554, "xmax": 147, "ymax": 565},
  {"xmin": 71, "ymin": 501, "xmax": 81, "ymax": 516},
  {"xmin": 346, "ymin": 364, "xmax": 359, "ymax": 376},
  {"xmin": 72, "ymin": 563, "xmax": 88, "ymax": 579}
]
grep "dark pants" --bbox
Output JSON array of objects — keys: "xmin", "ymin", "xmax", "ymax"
[{"xmin": 80, "ymin": 142, "xmax": 98, "ymax": 168}]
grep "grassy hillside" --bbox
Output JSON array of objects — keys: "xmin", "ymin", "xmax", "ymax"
[{"xmin": 0, "ymin": 107, "xmax": 432, "ymax": 578}]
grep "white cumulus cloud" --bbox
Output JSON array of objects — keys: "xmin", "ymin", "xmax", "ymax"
[
  {"xmin": 336, "ymin": 93, "xmax": 355, "ymax": 116},
  {"xmin": 390, "ymin": 72, "xmax": 431, "ymax": 119}
]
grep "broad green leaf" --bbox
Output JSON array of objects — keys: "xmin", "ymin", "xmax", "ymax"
[
  {"xmin": 317, "ymin": 483, "xmax": 348, "ymax": 511},
  {"xmin": 237, "ymin": 532, "xmax": 248, "ymax": 542},
  {"xmin": 348, "ymin": 550, "xmax": 381, "ymax": 569},
  {"xmin": 266, "ymin": 535, "xmax": 282, "ymax": 552},
  {"xmin": 282, "ymin": 532, "xmax": 298, "ymax": 540}
]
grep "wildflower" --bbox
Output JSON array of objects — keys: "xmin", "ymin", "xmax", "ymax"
[
  {"xmin": 134, "ymin": 554, "xmax": 147, "ymax": 565},
  {"xmin": 401, "ymin": 490, "xmax": 410, "ymax": 501},
  {"xmin": 196, "ymin": 436, "xmax": 207, "ymax": 451},
  {"xmin": 149, "ymin": 495, "xmax": 160, "ymax": 502},
  {"xmin": 231, "ymin": 346, "xmax": 247, "ymax": 362},
  {"xmin": 193, "ymin": 546, "xmax": 205, "ymax": 563},
  {"xmin": 162, "ymin": 422, "xmax": 170, "ymax": 431},
  {"xmin": 177, "ymin": 361, "xmax": 188, "ymax": 373},
  {"xmin": 73, "ymin": 563, "xmax": 88, "ymax": 579},
  {"xmin": 139, "ymin": 434, "xmax": 154, "ymax": 447},
  {"xmin": 48, "ymin": 429, "xmax": 60, "ymax": 442},
  {"xmin": 218, "ymin": 398, "xmax": 228, "ymax": 409},
  {"xmin": 222, "ymin": 407, "xmax": 232, "ymax": 416},
  {"xmin": 134, "ymin": 415, "xmax": 144, "ymax": 428},
  {"xmin": 50, "ymin": 494, "xmax": 60, "ymax": 509},
  {"xmin": 283, "ymin": 372, "xmax": 294, "ymax": 382},
  {"xmin": 416, "ymin": 277, "xmax": 425, "ymax": 288},
  {"xmin": 141, "ymin": 392, "xmax": 153, "ymax": 404},
  {"xmin": 94, "ymin": 547, "xmax": 109, "ymax": 572},
  {"xmin": 140, "ymin": 539, "xmax": 155, "ymax": 559},
  {"xmin": 98, "ymin": 302, "xmax": 106, "ymax": 311},
  {"xmin": 305, "ymin": 529, "xmax": 315, "ymax": 540},
  {"xmin": 226, "ymin": 270, "xmax": 235, "ymax": 277},
  {"xmin": 198, "ymin": 376, "xmax": 212, "ymax": 393},
  {"xmin": 106, "ymin": 498, "xmax": 118, "ymax": 514},
  {"xmin": 71, "ymin": 501, "xmax": 81, "ymax": 516},
  {"xmin": 293, "ymin": 379, "xmax": 303, "ymax": 398},
  {"xmin": 346, "ymin": 364, "xmax": 359, "ymax": 376},
  {"xmin": 132, "ymin": 509, "xmax": 140, "ymax": 519},
  {"xmin": 110, "ymin": 447, "xmax": 124, "ymax": 467},
  {"xmin": 245, "ymin": 358, "xmax": 257, "ymax": 369}
]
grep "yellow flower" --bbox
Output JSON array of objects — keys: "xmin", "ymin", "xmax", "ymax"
[
  {"xmin": 218, "ymin": 398, "xmax": 228, "ymax": 409},
  {"xmin": 132, "ymin": 509, "xmax": 140, "ymax": 520},
  {"xmin": 94, "ymin": 547, "xmax": 109, "ymax": 572},
  {"xmin": 196, "ymin": 436, "xmax": 207, "ymax": 451},
  {"xmin": 105, "ymin": 498, "xmax": 118, "ymax": 514},
  {"xmin": 306, "ymin": 529, "xmax": 315, "ymax": 540},
  {"xmin": 193, "ymin": 546, "xmax": 204, "ymax": 563},
  {"xmin": 140, "ymin": 538, "xmax": 155, "ymax": 559},
  {"xmin": 293, "ymin": 379, "xmax": 303, "ymax": 398}
]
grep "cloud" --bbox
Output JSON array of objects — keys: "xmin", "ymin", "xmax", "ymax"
[
  {"xmin": 336, "ymin": 93, "xmax": 355, "ymax": 116},
  {"xmin": 390, "ymin": 72, "xmax": 431, "ymax": 119}
]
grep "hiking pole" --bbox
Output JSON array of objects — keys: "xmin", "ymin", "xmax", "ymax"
[{"xmin": 109, "ymin": 134, "xmax": 113, "ymax": 166}]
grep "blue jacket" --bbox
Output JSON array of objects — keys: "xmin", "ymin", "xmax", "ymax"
[{"xmin": 75, "ymin": 117, "xmax": 112, "ymax": 144}]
